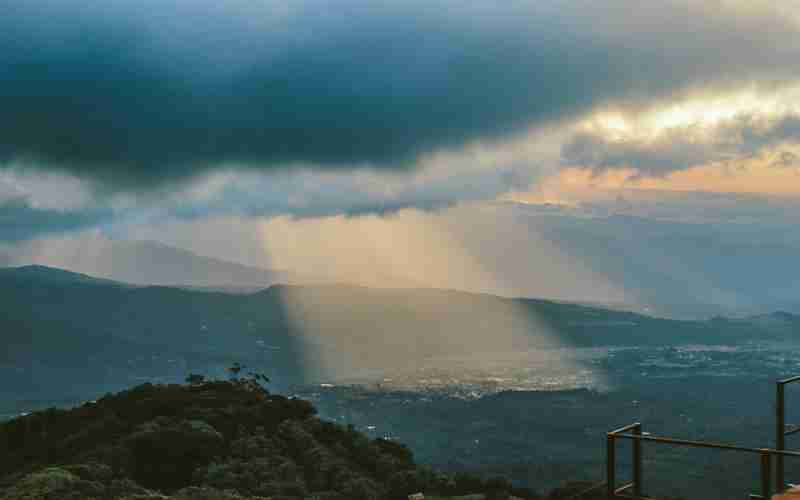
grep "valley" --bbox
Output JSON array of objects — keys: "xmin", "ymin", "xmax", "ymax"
[{"xmin": 2, "ymin": 266, "xmax": 799, "ymax": 499}]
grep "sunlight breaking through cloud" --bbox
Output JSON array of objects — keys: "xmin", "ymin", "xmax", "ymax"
[{"xmin": 257, "ymin": 211, "xmax": 594, "ymax": 385}]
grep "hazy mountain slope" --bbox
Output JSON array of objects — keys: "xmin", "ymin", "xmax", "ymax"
[
  {"xmin": 0, "ymin": 264, "xmax": 123, "ymax": 287},
  {"xmin": 0, "ymin": 265, "xmax": 302, "ymax": 359},
  {"xmin": 3, "ymin": 265, "xmax": 796, "ymax": 358},
  {"xmin": 28, "ymin": 239, "xmax": 299, "ymax": 287},
  {"xmin": 1, "ymin": 265, "xmax": 797, "ymax": 399}
]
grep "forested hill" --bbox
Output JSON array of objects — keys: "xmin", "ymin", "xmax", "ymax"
[
  {"xmin": 0, "ymin": 379, "xmax": 615, "ymax": 499},
  {"xmin": 2, "ymin": 265, "xmax": 797, "ymax": 397}
]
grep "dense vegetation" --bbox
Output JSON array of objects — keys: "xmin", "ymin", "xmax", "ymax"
[
  {"xmin": 1, "ymin": 266, "xmax": 788, "ymax": 499},
  {"xmin": 0, "ymin": 380, "xmax": 619, "ymax": 500}
]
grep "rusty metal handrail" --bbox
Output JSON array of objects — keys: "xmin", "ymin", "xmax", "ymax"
[
  {"xmin": 563, "ymin": 482, "xmax": 606, "ymax": 500},
  {"xmin": 777, "ymin": 376, "xmax": 800, "ymax": 490},
  {"xmin": 607, "ymin": 423, "xmax": 642, "ymax": 499},
  {"xmin": 615, "ymin": 433, "xmax": 800, "ymax": 457},
  {"xmin": 607, "ymin": 375, "xmax": 800, "ymax": 499},
  {"xmin": 562, "ymin": 481, "xmax": 659, "ymax": 500},
  {"xmin": 607, "ymin": 425, "xmax": 785, "ymax": 499}
]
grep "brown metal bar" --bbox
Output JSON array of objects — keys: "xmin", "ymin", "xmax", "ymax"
[
  {"xmin": 607, "ymin": 433, "xmax": 616, "ymax": 498},
  {"xmin": 614, "ymin": 483, "xmax": 633, "ymax": 495},
  {"xmin": 776, "ymin": 374, "xmax": 800, "ymax": 492},
  {"xmin": 784, "ymin": 424, "xmax": 800, "ymax": 436},
  {"xmin": 564, "ymin": 482, "xmax": 606, "ymax": 500},
  {"xmin": 615, "ymin": 431, "xmax": 800, "ymax": 457},
  {"xmin": 771, "ymin": 448, "xmax": 800, "ymax": 458},
  {"xmin": 607, "ymin": 373, "xmax": 800, "ymax": 498},
  {"xmin": 761, "ymin": 450, "xmax": 772, "ymax": 500},
  {"xmin": 778, "ymin": 380, "xmax": 786, "ymax": 491},
  {"xmin": 610, "ymin": 423, "xmax": 643, "ymax": 435},
  {"xmin": 614, "ymin": 432, "xmax": 767, "ymax": 454},
  {"xmin": 632, "ymin": 425, "xmax": 642, "ymax": 498},
  {"xmin": 615, "ymin": 432, "xmax": 781, "ymax": 499}
]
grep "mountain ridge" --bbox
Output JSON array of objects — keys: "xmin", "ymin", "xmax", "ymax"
[
  {"xmin": 0, "ymin": 264, "xmax": 125, "ymax": 287},
  {"xmin": 12, "ymin": 239, "xmax": 300, "ymax": 288},
  {"xmin": 2, "ymin": 264, "xmax": 798, "ymax": 403}
]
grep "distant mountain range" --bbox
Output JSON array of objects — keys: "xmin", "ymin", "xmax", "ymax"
[
  {"xmin": 14, "ymin": 238, "xmax": 797, "ymax": 319},
  {"xmin": 22, "ymin": 239, "xmax": 303, "ymax": 288},
  {"xmin": 1, "ymin": 265, "xmax": 798, "ymax": 400},
  {"xmin": 17, "ymin": 238, "xmax": 435, "ymax": 292}
]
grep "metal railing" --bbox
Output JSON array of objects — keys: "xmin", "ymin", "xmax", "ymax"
[
  {"xmin": 564, "ymin": 482, "xmax": 610, "ymax": 500},
  {"xmin": 606, "ymin": 423, "xmax": 644, "ymax": 499},
  {"xmin": 606, "ymin": 376, "xmax": 800, "ymax": 499},
  {"xmin": 776, "ymin": 375, "xmax": 800, "ymax": 490}
]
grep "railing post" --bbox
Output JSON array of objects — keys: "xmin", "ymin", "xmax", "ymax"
[
  {"xmin": 607, "ymin": 433, "xmax": 616, "ymax": 498},
  {"xmin": 777, "ymin": 381, "xmax": 785, "ymax": 492},
  {"xmin": 761, "ymin": 450, "xmax": 772, "ymax": 500},
  {"xmin": 633, "ymin": 424, "xmax": 642, "ymax": 498}
]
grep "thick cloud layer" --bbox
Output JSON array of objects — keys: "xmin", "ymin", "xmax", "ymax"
[
  {"xmin": 2, "ymin": 0, "xmax": 800, "ymax": 188},
  {"xmin": 0, "ymin": 156, "xmax": 538, "ymax": 241},
  {"xmin": 168, "ymin": 160, "xmax": 539, "ymax": 219},
  {"xmin": 561, "ymin": 113, "xmax": 800, "ymax": 175},
  {"xmin": 0, "ymin": 198, "xmax": 111, "ymax": 242}
]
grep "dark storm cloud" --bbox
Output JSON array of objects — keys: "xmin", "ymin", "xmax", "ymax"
[
  {"xmin": 0, "ymin": 198, "xmax": 111, "ymax": 242},
  {"xmin": 2, "ymin": 0, "xmax": 800, "ymax": 189},
  {"xmin": 562, "ymin": 113, "xmax": 800, "ymax": 175}
]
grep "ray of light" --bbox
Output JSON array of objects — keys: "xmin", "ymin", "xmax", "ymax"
[{"xmin": 256, "ymin": 210, "xmax": 608, "ymax": 389}]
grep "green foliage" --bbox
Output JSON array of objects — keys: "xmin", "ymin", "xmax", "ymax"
[
  {"xmin": 0, "ymin": 467, "xmax": 110, "ymax": 500},
  {"xmin": 227, "ymin": 363, "xmax": 243, "ymax": 380},
  {"xmin": 223, "ymin": 364, "xmax": 271, "ymax": 395},
  {"xmin": 0, "ymin": 380, "xmax": 612, "ymax": 500},
  {"xmin": 0, "ymin": 381, "xmax": 440, "ymax": 499},
  {"xmin": 186, "ymin": 374, "xmax": 206, "ymax": 385}
]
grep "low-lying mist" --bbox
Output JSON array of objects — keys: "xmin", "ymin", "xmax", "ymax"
[
  {"xmin": 261, "ymin": 210, "xmax": 596, "ymax": 385},
  {"xmin": 278, "ymin": 285, "xmax": 577, "ymax": 382}
]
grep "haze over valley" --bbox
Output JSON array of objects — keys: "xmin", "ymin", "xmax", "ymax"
[
  {"xmin": 3, "ymin": 263, "xmax": 800, "ymax": 498},
  {"xmin": 4, "ymin": 1, "xmax": 800, "ymax": 498}
]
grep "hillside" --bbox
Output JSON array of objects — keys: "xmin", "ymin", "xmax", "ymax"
[
  {"xmin": 0, "ymin": 380, "xmax": 608, "ymax": 500},
  {"xmin": 19, "ymin": 239, "xmax": 299, "ymax": 288},
  {"xmin": 0, "ymin": 264, "xmax": 123, "ymax": 287},
  {"xmin": 2, "ymin": 265, "xmax": 798, "ymax": 401}
]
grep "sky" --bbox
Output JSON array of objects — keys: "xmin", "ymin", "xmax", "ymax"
[{"xmin": 3, "ymin": 0, "xmax": 800, "ymax": 316}]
